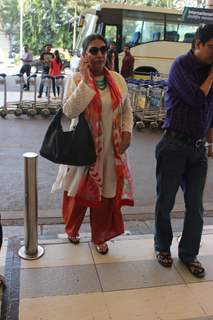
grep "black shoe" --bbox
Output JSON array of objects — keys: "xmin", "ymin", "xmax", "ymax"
[{"xmin": 37, "ymin": 94, "xmax": 42, "ymax": 98}]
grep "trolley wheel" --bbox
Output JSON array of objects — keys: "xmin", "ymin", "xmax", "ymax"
[
  {"xmin": 40, "ymin": 108, "xmax": 51, "ymax": 117},
  {"xmin": 136, "ymin": 121, "xmax": 145, "ymax": 130},
  {"xmin": 26, "ymin": 109, "xmax": 37, "ymax": 117},
  {"xmin": 14, "ymin": 108, "xmax": 23, "ymax": 117},
  {"xmin": 0, "ymin": 109, "xmax": 8, "ymax": 118},
  {"xmin": 150, "ymin": 121, "xmax": 158, "ymax": 129}
]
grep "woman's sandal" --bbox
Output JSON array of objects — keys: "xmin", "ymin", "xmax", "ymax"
[
  {"xmin": 181, "ymin": 259, "xmax": 205, "ymax": 278},
  {"xmin": 95, "ymin": 243, "xmax": 109, "ymax": 255},
  {"xmin": 156, "ymin": 251, "xmax": 173, "ymax": 267},
  {"xmin": 68, "ymin": 235, "xmax": 80, "ymax": 244}
]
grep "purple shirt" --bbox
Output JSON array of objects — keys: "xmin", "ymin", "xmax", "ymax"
[{"xmin": 163, "ymin": 50, "xmax": 213, "ymax": 140}]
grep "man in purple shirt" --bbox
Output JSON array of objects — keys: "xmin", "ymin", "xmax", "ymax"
[{"xmin": 154, "ymin": 24, "xmax": 213, "ymax": 278}]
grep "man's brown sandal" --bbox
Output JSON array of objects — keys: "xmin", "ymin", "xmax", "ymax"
[
  {"xmin": 181, "ymin": 259, "xmax": 205, "ymax": 278},
  {"xmin": 95, "ymin": 243, "xmax": 109, "ymax": 255},
  {"xmin": 68, "ymin": 235, "xmax": 80, "ymax": 244},
  {"xmin": 156, "ymin": 251, "xmax": 173, "ymax": 267}
]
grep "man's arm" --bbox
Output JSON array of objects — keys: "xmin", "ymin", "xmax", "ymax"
[
  {"xmin": 200, "ymin": 67, "xmax": 213, "ymax": 96},
  {"xmin": 169, "ymin": 59, "xmax": 210, "ymax": 108}
]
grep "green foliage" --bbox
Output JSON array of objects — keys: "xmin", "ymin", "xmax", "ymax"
[
  {"xmin": 0, "ymin": 0, "xmax": 19, "ymax": 48},
  {"xmin": 23, "ymin": 0, "xmax": 74, "ymax": 54},
  {"xmin": 0, "ymin": 0, "xmax": 180, "ymax": 56}
]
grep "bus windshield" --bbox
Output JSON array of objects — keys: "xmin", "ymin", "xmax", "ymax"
[{"xmin": 75, "ymin": 14, "xmax": 98, "ymax": 54}]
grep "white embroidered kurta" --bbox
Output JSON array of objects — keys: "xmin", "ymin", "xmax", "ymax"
[{"xmin": 51, "ymin": 71, "xmax": 133, "ymax": 198}]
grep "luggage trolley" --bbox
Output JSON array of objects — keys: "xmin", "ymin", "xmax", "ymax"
[
  {"xmin": 35, "ymin": 75, "xmax": 62, "ymax": 116},
  {"xmin": 11, "ymin": 73, "xmax": 39, "ymax": 117},
  {"xmin": 127, "ymin": 78, "xmax": 167, "ymax": 129},
  {"xmin": 127, "ymin": 78, "xmax": 149, "ymax": 130},
  {"xmin": 7, "ymin": 73, "xmax": 33, "ymax": 116},
  {"xmin": 0, "ymin": 73, "xmax": 30, "ymax": 117},
  {"xmin": 156, "ymin": 80, "xmax": 167, "ymax": 126},
  {"xmin": 144, "ymin": 81, "xmax": 165, "ymax": 128},
  {"xmin": 24, "ymin": 74, "xmax": 38, "ymax": 116},
  {"xmin": 0, "ymin": 73, "xmax": 8, "ymax": 118}
]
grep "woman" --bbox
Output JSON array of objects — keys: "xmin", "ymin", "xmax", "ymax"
[
  {"xmin": 49, "ymin": 50, "xmax": 62, "ymax": 98},
  {"xmin": 52, "ymin": 34, "xmax": 134, "ymax": 254}
]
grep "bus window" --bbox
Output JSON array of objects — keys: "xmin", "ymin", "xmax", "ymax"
[
  {"xmin": 142, "ymin": 21, "xmax": 164, "ymax": 42},
  {"xmin": 122, "ymin": 19, "xmax": 143, "ymax": 46},
  {"xmin": 165, "ymin": 30, "xmax": 179, "ymax": 41},
  {"xmin": 104, "ymin": 25, "xmax": 117, "ymax": 45},
  {"xmin": 177, "ymin": 24, "xmax": 197, "ymax": 42}
]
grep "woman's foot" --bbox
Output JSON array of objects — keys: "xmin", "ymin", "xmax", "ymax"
[
  {"xmin": 95, "ymin": 242, "xmax": 109, "ymax": 255},
  {"xmin": 68, "ymin": 235, "xmax": 80, "ymax": 244}
]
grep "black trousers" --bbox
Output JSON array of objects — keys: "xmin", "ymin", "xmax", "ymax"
[
  {"xmin": 52, "ymin": 77, "xmax": 60, "ymax": 97},
  {"xmin": 19, "ymin": 64, "xmax": 31, "ymax": 89},
  {"xmin": 154, "ymin": 134, "xmax": 207, "ymax": 263}
]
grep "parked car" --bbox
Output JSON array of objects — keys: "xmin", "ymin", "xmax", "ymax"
[{"xmin": 31, "ymin": 49, "xmax": 71, "ymax": 75}]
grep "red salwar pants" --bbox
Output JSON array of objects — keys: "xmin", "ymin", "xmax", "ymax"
[{"xmin": 62, "ymin": 191, "xmax": 124, "ymax": 244}]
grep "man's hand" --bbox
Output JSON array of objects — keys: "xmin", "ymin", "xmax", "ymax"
[{"xmin": 120, "ymin": 131, "xmax": 131, "ymax": 154}]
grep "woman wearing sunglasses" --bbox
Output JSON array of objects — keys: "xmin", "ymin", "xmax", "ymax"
[{"xmin": 52, "ymin": 34, "xmax": 134, "ymax": 254}]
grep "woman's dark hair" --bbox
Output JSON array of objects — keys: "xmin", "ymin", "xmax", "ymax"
[
  {"xmin": 192, "ymin": 24, "xmax": 213, "ymax": 50},
  {"xmin": 54, "ymin": 50, "xmax": 62, "ymax": 64},
  {"xmin": 82, "ymin": 33, "xmax": 108, "ymax": 54}
]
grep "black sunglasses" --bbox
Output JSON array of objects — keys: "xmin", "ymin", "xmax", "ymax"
[{"xmin": 88, "ymin": 46, "xmax": 107, "ymax": 55}]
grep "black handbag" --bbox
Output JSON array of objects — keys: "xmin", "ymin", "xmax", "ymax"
[{"xmin": 40, "ymin": 108, "xmax": 96, "ymax": 166}]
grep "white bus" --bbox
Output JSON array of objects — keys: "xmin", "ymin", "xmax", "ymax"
[{"xmin": 70, "ymin": 3, "xmax": 206, "ymax": 76}]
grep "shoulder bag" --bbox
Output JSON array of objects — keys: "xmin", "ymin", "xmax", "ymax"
[{"xmin": 40, "ymin": 108, "xmax": 96, "ymax": 166}]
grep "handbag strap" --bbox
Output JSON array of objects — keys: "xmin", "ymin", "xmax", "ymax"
[
  {"xmin": 50, "ymin": 108, "xmax": 63, "ymax": 130},
  {"xmin": 51, "ymin": 108, "xmax": 86, "ymax": 132}
]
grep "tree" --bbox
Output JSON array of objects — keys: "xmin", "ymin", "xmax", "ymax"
[
  {"xmin": 0, "ymin": 0, "xmax": 19, "ymax": 56},
  {"xmin": 23, "ymin": 0, "xmax": 74, "ymax": 54}
]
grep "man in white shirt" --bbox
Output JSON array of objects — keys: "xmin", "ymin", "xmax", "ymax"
[{"xmin": 19, "ymin": 45, "xmax": 33, "ymax": 91}]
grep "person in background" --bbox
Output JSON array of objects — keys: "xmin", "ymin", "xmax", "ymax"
[
  {"xmin": 106, "ymin": 41, "xmax": 119, "ymax": 73},
  {"xmin": 51, "ymin": 33, "xmax": 134, "ymax": 254},
  {"xmin": 49, "ymin": 50, "xmax": 62, "ymax": 98},
  {"xmin": 154, "ymin": 24, "xmax": 213, "ymax": 278},
  {"xmin": 121, "ymin": 44, "xmax": 134, "ymax": 78},
  {"xmin": 37, "ymin": 44, "xmax": 54, "ymax": 98},
  {"xmin": 19, "ymin": 45, "xmax": 33, "ymax": 91}
]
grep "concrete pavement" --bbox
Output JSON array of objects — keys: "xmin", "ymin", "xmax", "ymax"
[{"xmin": 1, "ymin": 220, "xmax": 213, "ymax": 319}]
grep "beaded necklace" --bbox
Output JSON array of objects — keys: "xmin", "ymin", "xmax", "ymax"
[{"xmin": 95, "ymin": 77, "xmax": 107, "ymax": 90}]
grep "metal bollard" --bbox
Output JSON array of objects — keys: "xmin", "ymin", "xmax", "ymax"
[{"xmin": 18, "ymin": 152, "xmax": 45, "ymax": 260}]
